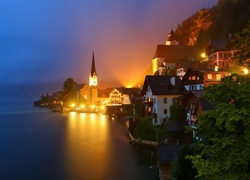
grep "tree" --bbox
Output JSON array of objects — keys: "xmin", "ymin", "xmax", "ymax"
[
  {"xmin": 233, "ymin": 21, "xmax": 250, "ymax": 68},
  {"xmin": 169, "ymin": 102, "xmax": 186, "ymax": 121},
  {"xmin": 175, "ymin": 8, "xmax": 212, "ymax": 46},
  {"xmin": 188, "ymin": 74, "xmax": 250, "ymax": 179},
  {"xmin": 171, "ymin": 144, "xmax": 198, "ymax": 180},
  {"xmin": 63, "ymin": 78, "xmax": 77, "ymax": 103},
  {"xmin": 134, "ymin": 117, "xmax": 156, "ymax": 141}
]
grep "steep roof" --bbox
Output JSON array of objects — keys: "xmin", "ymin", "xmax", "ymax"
[
  {"xmin": 153, "ymin": 45, "xmax": 198, "ymax": 60},
  {"xmin": 76, "ymin": 83, "xmax": 87, "ymax": 91},
  {"xmin": 167, "ymin": 29, "xmax": 179, "ymax": 42},
  {"xmin": 206, "ymin": 39, "xmax": 232, "ymax": 54},
  {"xmin": 90, "ymin": 52, "xmax": 97, "ymax": 77},
  {"xmin": 141, "ymin": 75, "xmax": 186, "ymax": 95},
  {"xmin": 199, "ymin": 99, "xmax": 214, "ymax": 112},
  {"xmin": 158, "ymin": 144, "xmax": 183, "ymax": 164},
  {"xmin": 116, "ymin": 87, "xmax": 141, "ymax": 96},
  {"xmin": 190, "ymin": 90, "xmax": 205, "ymax": 98},
  {"xmin": 166, "ymin": 121, "xmax": 186, "ymax": 132}
]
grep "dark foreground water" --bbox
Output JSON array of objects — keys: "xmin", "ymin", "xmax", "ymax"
[{"xmin": 0, "ymin": 97, "xmax": 158, "ymax": 180}]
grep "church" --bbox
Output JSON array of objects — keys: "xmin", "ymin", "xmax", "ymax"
[
  {"xmin": 76, "ymin": 52, "xmax": 98, "ymax": 105},
  {"xmin": 152, "ymin": 29, "xmax": 199, "ymax": 77}
]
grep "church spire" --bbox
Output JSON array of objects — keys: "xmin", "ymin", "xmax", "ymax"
[
  {"xmin": 91, "ymin": 51, "xmax": 97, "ymax": 77},
  {"xmin": 89, "ymin": 51, "xmax": 98, "ymax": 87}
]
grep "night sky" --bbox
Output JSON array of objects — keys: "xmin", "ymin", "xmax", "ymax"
[{"xmin": 0, "ymin": 0, "xmax": 217, "ymax": 95}]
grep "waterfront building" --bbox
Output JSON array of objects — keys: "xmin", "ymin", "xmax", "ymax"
[{"xmin": 141, "ymin": 75, "xmax": 186, "ymax": 125}]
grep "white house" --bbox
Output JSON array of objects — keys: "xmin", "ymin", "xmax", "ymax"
[{"xmin": 141, "ymin": 75, "xmax": 186, "ymax": 125}]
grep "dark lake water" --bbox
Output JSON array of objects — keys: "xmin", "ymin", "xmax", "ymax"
[{"xmin": 0, "ymin": 97, "xmax": 159, "ymax": 180}]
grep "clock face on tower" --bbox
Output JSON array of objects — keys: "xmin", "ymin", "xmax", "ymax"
[
  {"xmin": 92, "ymin": 80, "xmax": 97, "ymax": 86},
  {"xmin": 90, "ymin": 75, "xmax": 97, "ymax": 86}
]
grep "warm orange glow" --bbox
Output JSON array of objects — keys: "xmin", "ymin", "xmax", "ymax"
[
  {"xmin": 91, "ymin": 105, "xmax": 95, "ymax": 109},
  {"xmin": 101, "ymin": 105, "xmax": 105, "ymax": 110},
  {"xmin": 81, "ymin": 104, "xmax": 85, "ymax": 108},
  {"xmin": 244, "ymin": 68, "xmax": 249, "ymax": 75},
  {"xmin": 71, "ymin": 103, "xmax": 75, "ymax": 108},
  {"xmin": 201, "ymin": 52, "xmax": 206, "ymax": 58}
]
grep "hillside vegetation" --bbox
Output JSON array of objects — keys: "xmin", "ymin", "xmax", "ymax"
[{"xmin": 175, "ymin": 0, "xmax": 250, "ymax": 49}]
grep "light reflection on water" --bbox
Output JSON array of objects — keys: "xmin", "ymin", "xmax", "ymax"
[
  {"xmin": 64, "ymin": 112, "xmax": 112, "ymax": 180},
  {"xmin": 0, "ymin": 97, "xmax": 158, "ymax": 180}
]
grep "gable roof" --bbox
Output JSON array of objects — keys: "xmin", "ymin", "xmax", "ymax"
[
  {"xmin": 115, "ymin": 87, "xmax": 141, "ymax": 96},
  {"xmin": 199, "ymin": 99, "xmax": 214, "ymax": 112},
  {"xmin": 76, "ymin": 83, "xmax": 88, "ymax": 91},
  {"xmin": 166, "ymin": 121, "xmax": 186, "ymax": 132},
  {"xmin": 141, "ymin": 75, "xmax": 186, "ymax": 95},
  {"xmin": 158, "ymin": 144, "xmax": 183, "ymax": 164},
  {"xmin": 153, "ymin": 45, "xmax": 198, "ymax": 60},
  {"xmin": 206, "ymin": 38, "xmax": 232, "ymax": 55}
]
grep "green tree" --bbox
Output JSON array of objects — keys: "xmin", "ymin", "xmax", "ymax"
[
  {"xmin": 170, "ymin": 102, "xmax": 186, "ymax": 121},
  {"xmin": 63, "ymin": 78, "xmax": 77, "ymax": 103},
  {"xmin": 233, "ymin": 21, "xmax": 250, "ymax": 68},
  {"xmin": 171, "ymin": 144, "xmax": 198, "ymax": 180},
  {"xmin": 188, "ymin": 74, "xmax": 250, "ymax": 179},
  {"xmin": 134, "ymin": 117, "xmax": 156, "ymax": 141}
]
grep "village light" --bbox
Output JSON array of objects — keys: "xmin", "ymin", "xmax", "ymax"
[
  {"xmin": 201, "ymin": 52, "xmax": 206, "ymax": 58},
  {"xmin": 244, "ymin": 68, "xmax": 249, "ymax": 75},
  {"xmin": 71, "ymin": 103, "xmax": 75, "ymax": 108}
]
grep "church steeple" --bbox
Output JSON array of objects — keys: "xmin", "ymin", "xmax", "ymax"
[
  {"xmin": 90, "ymin": 52, "xmax": 97, "ymax": 77},
  {"xmin": 166, "ymin": 29, "xmax": 179, "ymax": 45},
  {"xmin": 89, "ymin": 51, "xmax": 98, "ymax": 87}
]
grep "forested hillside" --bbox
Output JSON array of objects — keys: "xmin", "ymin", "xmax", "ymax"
[{"xmin": 175, "ymin": 0, "xmax": 250, "ymax": 50}]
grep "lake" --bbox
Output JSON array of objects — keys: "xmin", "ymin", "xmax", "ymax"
[{"xmin": 0, "ymin": 97, "xmax": 159, "ymax": 180}]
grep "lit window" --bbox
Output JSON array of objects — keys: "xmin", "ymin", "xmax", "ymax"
[
  {"xmin": 192, "ymin": 76, "xmax": 196, "ymax": 80},
  {"xmin": 207, "ymin": 74, "xmax": 212, "ymax": 79},
  {"xmin": 216, "ymin": 74, "xmax": 221, "ymax": 80}
]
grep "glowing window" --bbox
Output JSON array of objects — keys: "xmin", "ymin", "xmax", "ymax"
[
  {"xmin": 207, "ymin": 74, "xmax": 212, "ymax": 79},
  {"xmin": 216, "ymin": 74, "xmax": 221, "ymax": 80}
]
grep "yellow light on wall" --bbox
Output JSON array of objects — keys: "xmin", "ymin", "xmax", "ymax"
[
  {"xmin": 244, "ymin": 68, "xmax": 249, "ymax": 74},
  {"xmin": 71, "ymin": 103, "xmax": 75, "ymax": 107},
  {"xmin": 201, "ymin": 52, "xmax": 206, "ymax": 58}
]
